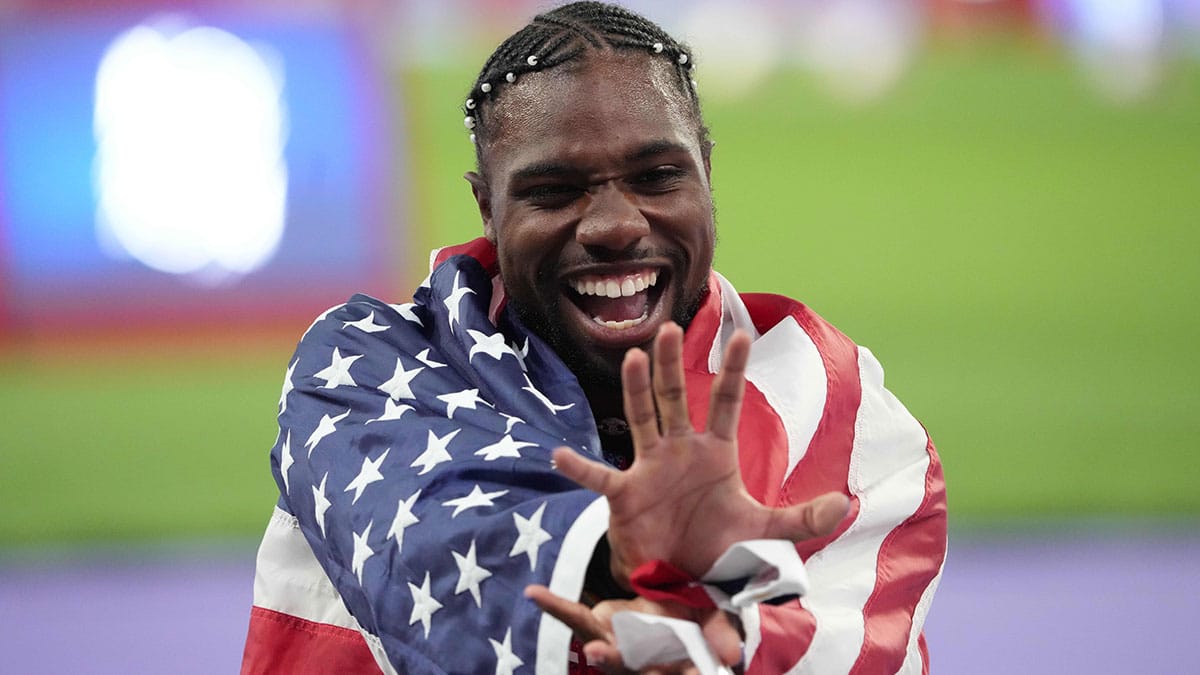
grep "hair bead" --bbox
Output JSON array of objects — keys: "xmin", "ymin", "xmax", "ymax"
[
  {"xmin": 481, "ymin": 82, "xmax": 492, "ymax": 93},
  {"xmin": 465, "ymin": 98, "xmax": 475, "ymax": 110},
  {"xmin": 652, "ymin": 42, "xmax": 664, "ymax": 53},
  {"xmin": 464, "ymin": 115, "xmax": 476, "ymax": 130},
  {"xmin": 678, "ymin": 53, "xmax": 688, "ymax": 65},
  {"xmin": 506, "ymin": 72, "xmax": 516, "ymax": 83},
  {"xmin": 526, "ymin": 55, "xmax": 538, "ymax": 66}
]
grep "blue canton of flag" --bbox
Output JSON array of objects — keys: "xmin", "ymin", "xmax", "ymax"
[{"xmin": 272, "ymin": 254, "xmax": 605, "ymax": 674}]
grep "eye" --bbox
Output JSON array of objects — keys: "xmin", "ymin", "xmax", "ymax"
[
  {"xmin": 521, "ymin": 183, "xmax": 584, "ymax": 208},
  {"xmin": 631, "ymin": 166, "xmax": 685, "ymax": 192}
]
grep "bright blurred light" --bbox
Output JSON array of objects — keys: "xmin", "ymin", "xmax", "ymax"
[
  {"xmin": 797, "ymin": 0, "xmax": 922, "ymax": 104},
  {"xmin": 1067, "ymin": 0, "xmax": 1165, "ymax": 101},
  {"xmin": 93, "ymin": 22, "xmax": 288, "ymax": 284},
  {"xmin": 679, "ymin": 0, "xmax": 781, "ymax": 101}
]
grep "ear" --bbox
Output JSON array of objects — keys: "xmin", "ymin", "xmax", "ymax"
[{"xmin": 464, "ymin": 171, "xmax": 496, "ymax": 245}]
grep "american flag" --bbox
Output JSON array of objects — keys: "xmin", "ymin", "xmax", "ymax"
[
  {"xmin": 269, "ymin": 247, "xmax": 608, "ymax": 673},
  {"xmin": 243, "ymin": 238, "xmax": 948, "ymax": 675}
]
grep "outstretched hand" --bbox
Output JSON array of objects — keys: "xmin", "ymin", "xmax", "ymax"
[{"xmin": 552, "ymin": 322, "xmax": 849, "ymax": 585}]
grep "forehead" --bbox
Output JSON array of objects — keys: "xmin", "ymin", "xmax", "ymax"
[{"xmin": 482, "ymin": 51, "xmax": 699, "ymax": 177}]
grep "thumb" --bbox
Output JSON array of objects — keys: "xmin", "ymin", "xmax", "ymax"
[{"xmin": 766, "ymin": 492, "xmax": 850, "ymax": 542}]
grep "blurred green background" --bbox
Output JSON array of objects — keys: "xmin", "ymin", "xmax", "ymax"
[{"xmin": 1, "ymin": 39, "xmax": 1197, "ymax": 549}]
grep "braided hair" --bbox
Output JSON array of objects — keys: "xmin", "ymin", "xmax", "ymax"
[{"xmin": 462, "ymin": 1, "xmax": 708, "ymax": 169}]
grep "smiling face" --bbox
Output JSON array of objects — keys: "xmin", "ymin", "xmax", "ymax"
[{"xmin": 467, "ymin": 50, "xmax": 715, "ymax": 386}]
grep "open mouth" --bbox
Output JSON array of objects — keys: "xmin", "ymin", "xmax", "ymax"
[{"xmin": 562, "ymin": 267, "xmax": 669, "ymax": 345}]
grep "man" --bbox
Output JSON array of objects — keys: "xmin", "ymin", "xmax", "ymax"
[{"xmin": 242, "ymin": 3, "xmax": 946, "ymax": 674}]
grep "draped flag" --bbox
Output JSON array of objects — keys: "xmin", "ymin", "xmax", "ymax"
[{"xmin": 243, "ymin": 238, "xmax": 947, "ymax": 675}]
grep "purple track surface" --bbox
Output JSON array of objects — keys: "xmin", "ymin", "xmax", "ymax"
[{"xmin": 1, "ymin": 532, "xmax": 1196, "ymax": 673}]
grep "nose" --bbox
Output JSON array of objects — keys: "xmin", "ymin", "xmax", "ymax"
[{"xmin": 575, "ymin": 183, "xmax": 650, "ymax": 253}]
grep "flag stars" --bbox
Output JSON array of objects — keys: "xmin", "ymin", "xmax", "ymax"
[
  {"xmin": 468, "ymin": 329, "xmax": 515, "ymax": 362},
  {"xmin": 305, "ymin": 409, "xmax": 350, "ymax": 455},
  {"xmin": 351, "ymin": 520, "xmax": 376, "ymax": 585},
  {"xmin": 511, "ymin": 338, "xmax": 530, "ymax": 372},
  {"xmin": 408, "ymin": 572, "xmax": 443, "ymax": 639},
  {"xmin": 415, "ymin": 349, "xmax": 446, "ymax": 369},
  {"xmin": 367, "ymin": 399, "xmax": 413, "ymax": 424},
  {"xmin": 510, "ymin": 503, "xmax": 552, "ymax": 571},
  {"xmin": 521, "ymin": 373, "xmax": 574, "ymax": 414},
  {"xmin": 442, "ymin": 484, "xmax": 509, "ymax": 518},
  {"xmin": 313, "ymin": 348, "xmax": 363, "ymax": 389},
  {"xmin": 452, "ymin": 540, "xmax": 493, "ymax": 607},
  {"xmin": 387, "ymin": 490, "xmax": 421, "ymax": 553},
  {"xmin": 411, "ymin": 428, "xmax": 460, "ymax": 476},
  {"xmin": 490, "ymin": 628, "xmax": 524, "ymax": 675},
  {"xmin": 444, "ymin": 271, "xmax": 476, "ymax": 332},
  {"xmin": 377, "ymin": 359, "xmax": 423, "ymax": 401},
  {"xmin": 313, "ymin": 473, "xmax": 333, "ymax": 537},
  {"xmin": 391, "ymin": 302, "xmax": 424, "ymax": 327},
  {"xmin": 438, "ymin": 388, "xmax": 488, "ymax": 419},
  {"xmin": 278, "ymin": 359, "xmax": 297, "ymax": 414},
  {"xmin": 343, "ymin": 310, "xmax": 389, "ymax": 334},
  {"xmin": 475, "ymin": 434, "xmax": 537, "ymax": 461},
  {"xmin": 344, "ymin": 448, "xmax": 389, "ymax": 504},
  {"xmin": 279, "ymin": 431, "xmax": 294, "ymax": 493}
]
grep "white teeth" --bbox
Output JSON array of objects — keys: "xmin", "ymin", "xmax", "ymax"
[
  {"xmin": 570, "ymin": 270, "xmax": 660, "ymax": 297},
  {"xmin": 592, "ymin": 310, "xmax": 649, "ymax": 330}
]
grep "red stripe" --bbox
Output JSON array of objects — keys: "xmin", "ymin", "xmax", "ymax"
[
  {"xmin": 431, "ymin": 237, "xmax": 498, "ymax": 274},
  {"xmin": 745, "ymin": 600, "xmax": 817, "ymax": 675},
  {"xmin": 241, "ymin": 606, "xmax": 382, "ymax": 675},
  {"xmin": 850, "ymin": 437, "xmax": 947, "ymax": 674}
]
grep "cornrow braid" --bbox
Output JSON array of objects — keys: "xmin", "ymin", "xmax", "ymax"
[{"xmin": 462, "ymin": 1, "xmax": 706, "ymax": 167}]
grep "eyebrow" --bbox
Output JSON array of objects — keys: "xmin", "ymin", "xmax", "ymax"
[{"xmin": 509, "ymin": 140, "xmax": 692, "ymax": 184}]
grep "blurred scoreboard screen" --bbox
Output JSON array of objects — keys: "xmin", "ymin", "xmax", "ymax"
[{"xmin": 0, "ymin": 5, "xmax": 401, "ymax": 333}]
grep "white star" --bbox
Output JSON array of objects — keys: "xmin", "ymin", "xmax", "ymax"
[
  {"xmin": 442, "ymin": 484, "xmax": 509, "ymax": 518},
  {"xmin": 343, "ymin": 310, "xmax": 389, "ymax": 333},
  {"xmin": 377, "ymin": 359, "xmax": 423, "ymax": 400},
  {"xmin": 279, "ymin": 431, "xmax": 294, "ymax": 493},
  {"xmin": 305, "ymin": 409, "xmax": 351, "ymax": 455},
  {"xmin": 510, "ymin": 503, "xmax": 552, "ymax": 571},
  {"xmin": 511, "ymin": 338, "xmax": 530, "ymax": 372},
  {"xmin": 415, "ymin": 349, "xmax": 446, "ymax": 368},
  {"xmin": 344, "ymin": 448, "xmax": 389, "ymax": 504},
  {"xmin": 387, "ymin": 490, "xmax": 421, "ymax": 553},
  {"xmin": 521, "ymin": 373, "xmax": 575, "ymax": 414},
  {"xmin": 444, "ymin": 271, "xmax": 476, "ymax": 332},
  {"xmin": 498, "ymin": 413, "xmax": 524, "ymax": 434},
  {"xmin": 418, "ymin": 273, "xmax": 432, "ymax": 289},
  {"xmin": 366, "ymin": 399, "xmax": 413, "ymax": 424},
  {"xmin": 351, "ymin": 520, "xmax": 376, "ymax": 585},
  {"xmin": 452, "ymin": 540, "xmax": 493, "ymax": 607},
  {"xmin": 313, "ymin": 348, "xmax": 363, "ymax": 389},
  {"xmin": 438, "ymin": 388, "xmax": 488, "ymax": 419},
  {"xmin": 411, "ymin": 428, "xmax": 460, "ymax": 475},
  {"xmin": 408, "ymin": 571, "xmax": 443, "ymax": 639},
  {"xmin": 278, "ymin": 359, "xmax": 297, "ymax": 414},
  {"xmin": 313, "ymin": 473, "xmax": 333, "ymax": 537},
  {"xmin": 490, "ymin": 628, "xmax": 525, "ymax": 675},
  {"xmin": 390, "ymin": 302, "xmax": 424, "ymax": 327},
  {"xmin": 475, "ymin": 434, "xmax": 537, "ymax": 461},
  {"xmin": 468, "ymin": 329, "xmax": 514, "ymax": 362}
]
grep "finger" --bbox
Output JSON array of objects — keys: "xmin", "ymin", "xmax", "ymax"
[
  {"xmin": 765, "ymin": 491, "xmax": 851, "ymax": 542},
  {"xmin": 552, "ymin": 446, "xmax": 622, "ymax": 497},
  {"xmin": 581, "ymin": 639, "xmax": 626, "ymax": 674},
  {"xmin": 699, "ymin": 610, "xmax": 744, "ymax": 667},
  {"xmin": 524, "ymin": 585, "xmax": 610, "ymax": 643},
  {"xmin": 622, "ymin": 348, "xmax": 660, "ymax": 452},
  {"xmin": 651, "ymin": 322, "xmax": 692, "ymax": 436},
  {"xmin": 705, "ymin": 330, "xmax": 751, "ymax": 442}
]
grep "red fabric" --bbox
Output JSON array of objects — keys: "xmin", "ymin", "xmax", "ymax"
[
  {"xmin": 628, "ymin": 559, "xmax": 715, "ymax": 609},
  {"xmin": 241, "ymin": 606, "xmax": 382, "ymax": 675}
]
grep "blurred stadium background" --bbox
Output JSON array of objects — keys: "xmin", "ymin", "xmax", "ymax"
[{"xmin": 0, "ymin": 0, "xmax": 1196, "ymax": 672}]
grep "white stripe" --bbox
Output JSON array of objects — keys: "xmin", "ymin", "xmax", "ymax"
[
  {"xmin": 251, "ymin": 506, "xmax": 398, "ymax": 675},
  {"xmin": 535, "ymin": 496, "xmax": 611, "ymax": 675},
  {"xmin": 788, "ymin": 347, "xmax": 931, "ymax": 675},
  {"xmin": 743, "ymin": 316, "xmax": 827, "ymax": 482},
  {"xmin": 708, "ymin": 272, "xmax": 761, "ymax": 373},
  {"xmin": 896, "ymin": 558, "xmax": 944, "ymax": 675}
]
